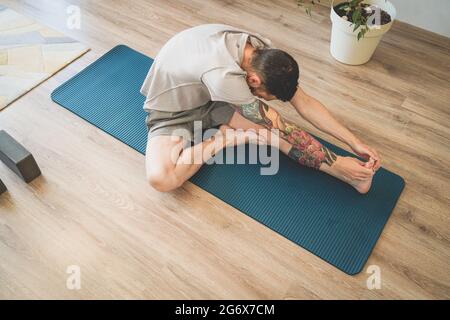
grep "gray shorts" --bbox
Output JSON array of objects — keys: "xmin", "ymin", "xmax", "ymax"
[{"xmin": 145, "ymin": 101, "xmax": 236, "ymax": 143}]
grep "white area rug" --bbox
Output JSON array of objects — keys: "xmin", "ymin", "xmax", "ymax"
[{"xmin": 0, "ymin": 5, "xmax": 89, "ymax": 110}]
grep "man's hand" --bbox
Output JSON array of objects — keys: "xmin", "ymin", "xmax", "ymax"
[
  {"xmin": 333, "ymin": 156, "xmax": 375, "ymax": 181},
  {"xmin": 350, "ymin": 140, "xmax": 382, "ymax": 171}
]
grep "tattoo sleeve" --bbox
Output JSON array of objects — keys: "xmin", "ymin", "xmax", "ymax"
[{"xmin": 237, "ymin": 100, "xmax": 337, "ymax": 169}]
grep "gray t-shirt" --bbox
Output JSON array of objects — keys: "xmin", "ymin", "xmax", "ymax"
[{"xmin": 140, "ymin": 24, "xmax": 272, "ymax": 112}]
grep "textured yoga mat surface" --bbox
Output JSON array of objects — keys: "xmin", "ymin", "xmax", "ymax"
[{"xmin": 51, "ymin": 45, "xmax": 405, "ymax": 275}]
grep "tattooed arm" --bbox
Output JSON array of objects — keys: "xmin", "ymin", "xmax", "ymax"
[
  {"xmin": 236, "ymin": 99, "xmax": 337, "ymax": 169},
  {"xmin": 290, "ymin": 87, "xmax": 381, "ymax": 170}
]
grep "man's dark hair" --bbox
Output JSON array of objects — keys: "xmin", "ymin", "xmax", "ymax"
[{"xmin": 250, "ymin": 49, "xmax": 299, "ymax": 102}]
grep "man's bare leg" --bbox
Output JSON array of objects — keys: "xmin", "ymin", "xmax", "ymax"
[
  {"xmin": 145, "ymin": 127, "xmax": 261, "ymax": 192},
  {"xmin": 228, "ymin": 101, "xmax": 375, "ymax": 194}
]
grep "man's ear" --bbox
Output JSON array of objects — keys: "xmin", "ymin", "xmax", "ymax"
[{"xmin": 246, "ymin": 72, "xmax": 263, "ymax": 88}]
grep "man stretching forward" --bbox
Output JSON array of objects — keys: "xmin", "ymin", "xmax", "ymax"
[{"xmin": 142, "ymin": 24, "xmax": 381, "ymax": 193}]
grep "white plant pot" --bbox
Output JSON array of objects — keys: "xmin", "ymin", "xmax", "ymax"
[{"xmin": 330, "ymin": 0, "xmax": 396, "ymax": 65}]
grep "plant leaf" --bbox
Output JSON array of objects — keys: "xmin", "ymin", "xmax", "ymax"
[{"xmin": 352, "ymin": 9, "xmax": 361, "ymax": 23}]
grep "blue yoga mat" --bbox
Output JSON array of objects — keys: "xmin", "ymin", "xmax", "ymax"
[{"xmin": 51, "ymin": 45, "xmax": 405, "ymax": 275}]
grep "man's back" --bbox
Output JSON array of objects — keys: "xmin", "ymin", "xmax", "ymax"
[{"xmin": 140, "ymin": 24, "xmax": 271, "ymax": 112}]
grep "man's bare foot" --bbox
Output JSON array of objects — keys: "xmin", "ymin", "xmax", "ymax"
[
  {"xmin": 349, "ymin": 174, "xmax": 374, "ymax": 194},
  {"xmin": 320, "ymin": 156, "xmax": 375, "ymax": 194}
]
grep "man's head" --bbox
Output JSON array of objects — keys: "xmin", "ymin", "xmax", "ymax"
[{"xmin": 244, "ymin": 47, "xmax": 299, "ymax": 102}]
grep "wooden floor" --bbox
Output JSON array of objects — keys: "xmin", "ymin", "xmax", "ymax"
[{"xmin": 0, "ymin": 0, "xmax": 449, "ymax": 299}]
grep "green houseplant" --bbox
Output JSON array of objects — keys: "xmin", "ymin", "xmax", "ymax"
[{"xmin": 298, "ymin": 0, "xmax": 396, "ymax": 65}]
